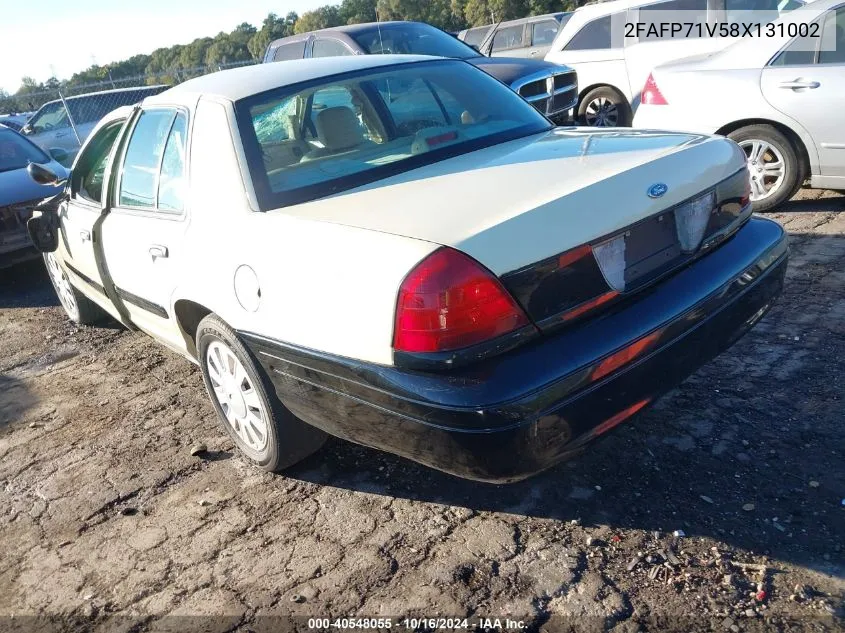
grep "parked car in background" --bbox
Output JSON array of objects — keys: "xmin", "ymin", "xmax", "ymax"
[
  {"xmin": 263, "ymin": 21, "xmax": 578, "ymax": 123},
  {"xmin": 458, "ymin": 12, "xmax": 573, "ymax": 58},
  {"xmin": 634, "ymin": 0, "xmax": 844, "ymax": 211},
  {"xmin": 19, "ymin": 85, "xmax": 168, "ymax": 167},
  {"xmin": 545, "ymin": 0, "xmax": 805, "ymax": 127},
  {"xmin": 0, "ymin": 126, "xmax": 65, "ymax": 268},
  {"xmin": 27, "ymin": 56, "xmax": 786, "ymax": 482},
  {"xmin": 0, "ymin": 112, "xmax": 33, "ymax": 132}
]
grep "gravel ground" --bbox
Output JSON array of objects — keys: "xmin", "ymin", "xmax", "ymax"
[{"xmin": 1, "ymin": 190, "xmax": 844, "ymax": 633}]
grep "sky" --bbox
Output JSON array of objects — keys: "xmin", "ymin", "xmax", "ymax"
[{"xmin": 0, "ymin": 0, "xmax": 326, "ymax": 93}]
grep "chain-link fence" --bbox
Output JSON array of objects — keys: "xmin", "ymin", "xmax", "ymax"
[{"xmin": 2, "ymin": 60, "xmax": 256, "ymax": 167}]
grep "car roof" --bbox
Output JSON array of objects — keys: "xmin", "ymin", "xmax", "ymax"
[
  {"xmin": 146, "ymin": 54, "xmax": 435, "ymax": 104},
  {"xmin": 489, "ymin": 12, "xmax": 569, "ymax": 26},
  {"xmin": 266, "ymin": 21, "xmax": 451, "ymax": 50}
]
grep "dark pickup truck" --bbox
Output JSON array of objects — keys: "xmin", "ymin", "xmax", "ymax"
[{"xmin": 263, "ymin": 21, "xmax": 578, "ymax": 124}]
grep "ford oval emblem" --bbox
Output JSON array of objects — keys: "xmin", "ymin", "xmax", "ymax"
[{"xmin": 648, "ymin": 183, "xmax": 668, "ymax": 198}]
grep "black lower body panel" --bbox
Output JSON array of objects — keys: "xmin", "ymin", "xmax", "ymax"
[{"xmin": 241, "ymin": 217, "xmax": 788, "ymax": 483}]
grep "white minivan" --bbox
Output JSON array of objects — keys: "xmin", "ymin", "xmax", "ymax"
[{"xmin": 545, "ymin": 0, "xmax": 804, "ymax": 126}]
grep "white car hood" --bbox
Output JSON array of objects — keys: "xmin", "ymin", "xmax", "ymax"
[{"xmin": 280, "ymin": 127, "xmax": 744, "ymax": 275}]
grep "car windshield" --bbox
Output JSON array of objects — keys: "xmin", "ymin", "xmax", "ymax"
[
  {"xmin": 349, "ymin": 23, "xmax": 480, "ymax": 59},
  {"xmin": 0, "ymin": 127, "xmax": 49, "ymax": 173},
  {"xmin": 236, "ymin": 59, "xmax": 552, "ymax": 210}
]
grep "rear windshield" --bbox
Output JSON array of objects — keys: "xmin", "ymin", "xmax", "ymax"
[
  {"xmin": 235, "ymin": 60, "xmax": 551, "ymax": 210},
  {"xmin": 0, "ymin": 127, "xmax": 49, "ymax": 173},
  {"xmin": 349, "ymin": 23, "xmax": 480, "ymax": 59}
]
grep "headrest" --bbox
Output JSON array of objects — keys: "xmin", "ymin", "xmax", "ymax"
[{"xmin": 315, "ymin": 106, "xmax": 363, "ymax": 152}]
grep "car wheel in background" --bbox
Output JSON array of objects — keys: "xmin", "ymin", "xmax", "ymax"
[
  {"xmin": 44, "ymin": 253, "xmax": 107, "ymax": 325},
  {"xmin": 196, "ymin": 314, "xmax": 326, "ymax": 472},
  {"xmin": 578, "ymin": 86, "xmax": 631, "ymax": 127},
  {"xmin": 728, "ymin": 125, "xmax": 802, "ymax": 213}
]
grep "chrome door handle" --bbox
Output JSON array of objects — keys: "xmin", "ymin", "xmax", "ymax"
[
  {"xmin": 79, "ymin": 229, "xmax": 91, "ymax": 242},
  {"xmin": 54, "ymin": 131, "xmax": 67, "ymax": 138},
  {"xmin": 529, "ymin": 50, "xmax": 539, "ymax": 56},
  {"xmin": 149, "ymin": 245, "xmax": 169, "ymax": 260},
  {"xmin": 779, "ymin": 80, "xmax": 820, "ymax": 89}
]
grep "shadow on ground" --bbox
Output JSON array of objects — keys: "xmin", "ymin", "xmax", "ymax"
[
  {"xmin": 0, "ymin": 258, "xmax": 57, "ymax": 309},
  {"xmin": 0, "ymin": 373, "xmax": 37, "ymax": 431}
]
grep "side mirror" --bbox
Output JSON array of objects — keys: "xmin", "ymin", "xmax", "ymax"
[
  {"xmin": 49, "ymin": 148, "xmax": 69, "ymax": 165},
  {"xmin": 21, "ymin": 124, "xmax": 32, "ymax": 135},
  {"xmin": 27, "ymin": 162, "xmax": 67, "ymax": 187},
  {"xmin": 469, "ymin": 44, "xmax": 481, "ymax": 53},
  {"xmin": 26, "ymin": 210, "xmax": 60, "ymax": 253}
]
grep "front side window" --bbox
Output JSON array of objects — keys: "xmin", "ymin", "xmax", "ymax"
[
  {"xmin": 72, "ymin": 121, "xmax": 124, "ymax": 203},
  {"xmin": 119, "ymin": 109, "xmax": 177, "ymax": 209},
  {"xmin": 312, "ymin": 38, "xmax": 353, "ymax": 58},
  {"xmin": 0, "ymin": 127, "xmax": 49, "ymax": 174},
  {"xmin": 236, "ymin": 60, "xmax": 551, "ymax": 210},
  {"xmin": 28, "ymin": 102, "xmax": 69, "ymax": 134},
  {"xmin": 532, "ymin": 20, "xmax": 562, "ymax": 45},
  {"xmin": 564, "ymin": 14, "xmax": 615, "ymax": 50},
  {"xmin": 492, "ymin": 25, "xmax": 525, "ymax": 51}
]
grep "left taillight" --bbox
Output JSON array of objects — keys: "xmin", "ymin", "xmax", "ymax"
[
  {"xmin": 641, "ymin": 73, "xmax": 668, "ymax": 106},
  {"xmin": 393, "ymin": 247, "xmax": 532, "ymax": 354}
]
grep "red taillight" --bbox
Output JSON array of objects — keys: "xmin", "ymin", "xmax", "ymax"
[
  {"xmin": 394, "ymin": 248, "xmax": 531, "ymax": 353},
  {"xmin": 641, "ymin": 73, "xmax": 668, "ymax": 106}
]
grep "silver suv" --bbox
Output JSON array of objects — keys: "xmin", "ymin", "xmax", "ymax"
[{"xmin": 20, "ymin": 85, "xmax": 168, "ymax": 166}]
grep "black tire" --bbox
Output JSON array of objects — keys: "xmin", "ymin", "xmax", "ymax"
[
  {"xmin": 43, "ymin": 253, "xmax": 108, "ymax": 325},
  {"xmin": 196, "ymin": 314, "xmax": 326, "ymax": 472},
  {"xmin": 727, "ymin": 124, "xmax": 803, "ymax": 213},
  {"xmin": 578, "ymin": 86, "xmax": 632, "ymax": 127}
]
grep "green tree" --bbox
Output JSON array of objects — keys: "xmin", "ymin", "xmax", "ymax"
[
  {"xmin": 376, "ymin": 0, "xmax": 465, "ymax": 30},
  {"xmin": 248, "ymin": 12, "xmax": 299, "ymax": 60},
  {"xmin": 294, "ymin": 5, "xmax": 343, "ymax": 33},
  {"xmin": 339, "ymin": 0, "xmax": 378, "ymax": 24}
]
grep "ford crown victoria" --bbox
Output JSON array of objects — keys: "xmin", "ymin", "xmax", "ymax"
[{"xmin": 27, "ymin": 56, "xmax": 787, "ymax": 482}]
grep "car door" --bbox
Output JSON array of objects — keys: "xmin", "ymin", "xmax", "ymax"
[
  {"xmin": 99, "ymin": 106, "xmax": 191, "ymax": 353},
  {"xmin": 526, "ymin": 18, "xmax": 562, "ymax": 58},
  {"xmin": 56, "ymin": 117, "xmax": 128, "ymax": 317},
  {"xmin": 761, "ymin": 6, "xmax": 845, "ymax": 179}
]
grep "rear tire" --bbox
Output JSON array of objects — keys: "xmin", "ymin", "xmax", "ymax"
[
  {"xmin": 578, "ymin": 86, "xmax": 632, "ymax": 127},
  {"xmin": 196, "ymin": 314, "xmax": 326, "ymax": 472},
  {"xmin": 727, "ymin": 124, "xmax": 802, "ymax": 213},
  {"xmin": 43, "ymin": 253, "xmax": 107, "ymax": 325}
]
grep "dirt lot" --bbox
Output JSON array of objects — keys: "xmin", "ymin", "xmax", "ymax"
[{"xmin": 1, "ymin": 191, "xmax": 844, "ymax": 633}]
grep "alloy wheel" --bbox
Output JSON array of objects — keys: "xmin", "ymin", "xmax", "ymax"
[
  {"xmin": 738, "ymin": 139, "xmax": 786, "ymax": 202},
  {"xmin": 45, "ymin": 253, "xmax": 79, "ymax": 321},
  {"xmin": 206, "ymin": 340, "xmax": 269, "ymax": 452},
  {"xmin": 584, "ymin": 97, "xmax": 619, "ymax": 127}
]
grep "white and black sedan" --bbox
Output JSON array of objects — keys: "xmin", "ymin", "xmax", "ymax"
[{"xmin": 28, "ymin": 55, "xmax": 787, "ymax": 482}]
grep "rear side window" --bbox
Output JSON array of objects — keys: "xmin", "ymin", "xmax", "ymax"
[
  {"xmin": 118, "ymin": 109, "xmax": 187, "ymax": 211},
  {"xmin": 492, "ymin": 25, "xmax": 525, "ymax": 51},
  {"xmin": 532, "ymin": 20, "xmax": 561, "ymax": 45},
  {"xmin": 564, "ymin": 14, "xmax": 614, "ymax": 50},
  {"xmin": 312, "ymin": 38, "xmax": 353, "ymax": 57},
  {"xmin": 819, "ymin": 7, "xmax": 845, "ymax": 64},
  {"xmin": 272, "ymin": 41, "xmax": 306, "ymax": 61},
  {"xmin": 463, "ymin": 26, "xmax": 492, "ymax": 47},
  {"xmin": 157, "ymin": 113, "xmax": 188, "ymax": 212}
]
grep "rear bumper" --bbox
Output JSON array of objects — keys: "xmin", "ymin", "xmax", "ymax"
[{"xmin": 242, "ymin": 217, "xmax": 788, "ymax": 482}]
